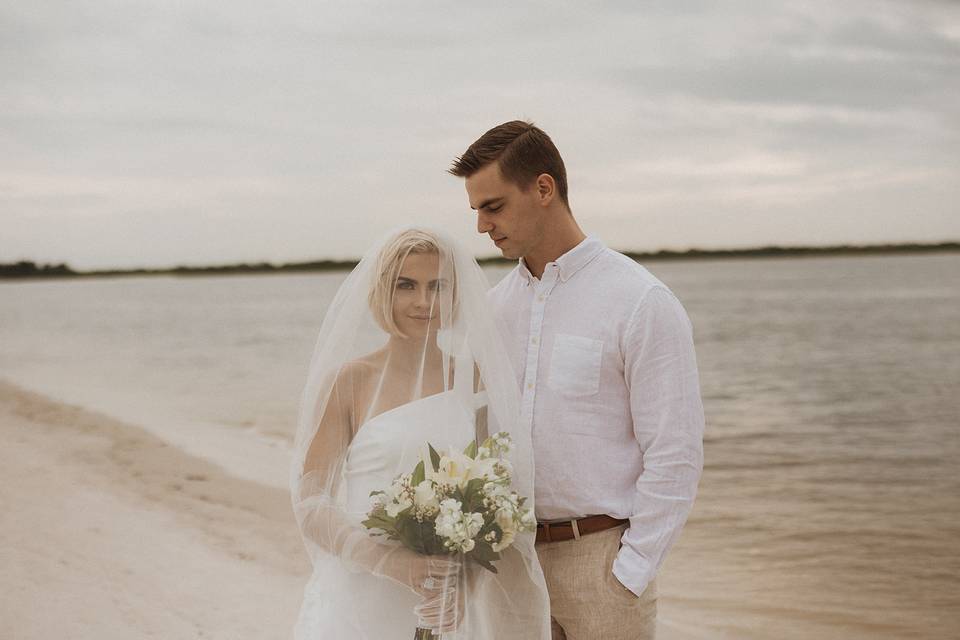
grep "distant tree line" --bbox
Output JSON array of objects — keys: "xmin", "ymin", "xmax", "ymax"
[
  {"xmin": 0, "ymin": 258, "xmax": 360, "ymax": 279},
  {"xmin": 618, "ymin": 241, "xmax": 960, "ymax": 262},
  {"xmin": 2, "ymin": 242, "xmax": 958, "ymax": 280},
  {"xmin": 0, "ymin": 260, "xmax": 76, "ymax": 278}
]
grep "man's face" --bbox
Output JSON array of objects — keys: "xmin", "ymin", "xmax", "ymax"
[{"xmin": 465, "ymin": 162, "xmax": 545, "ymax": 260}]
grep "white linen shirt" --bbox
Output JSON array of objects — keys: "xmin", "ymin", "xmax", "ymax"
[{"xmin": 488, "ymin": 235, "xmax": 705, "ymax": 596}]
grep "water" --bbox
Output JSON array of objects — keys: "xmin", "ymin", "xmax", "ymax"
[
  {"xmin": 2, "ymin": 252, "xmax": 959, "ymax": 637},
  {"xmin": 649, "ymin": 253, "xmax": 960, "ymax": 638}
]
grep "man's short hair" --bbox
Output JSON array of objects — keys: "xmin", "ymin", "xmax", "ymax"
[{"xmin": 448, "ymin": 120, "xmax": 569, "ymax": 207}]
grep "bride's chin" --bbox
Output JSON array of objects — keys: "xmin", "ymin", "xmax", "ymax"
[{"xmin": 398, "ymin": 328, "xmax": 439, "ymax": 341}]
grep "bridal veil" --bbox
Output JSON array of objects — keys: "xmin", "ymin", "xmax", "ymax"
[{"xmin": 290, "ymin": 225, "xmax": 551, "ymax": 638}]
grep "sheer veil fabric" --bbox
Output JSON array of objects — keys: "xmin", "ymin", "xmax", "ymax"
[{"xmin": 291, "ymin": 226, "xmax": 551, "ymax": 639}]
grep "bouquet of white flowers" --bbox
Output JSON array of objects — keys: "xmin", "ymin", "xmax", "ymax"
[{"xmin": 362, "ymin": 431, "xmax": 535, "ymax": 638}]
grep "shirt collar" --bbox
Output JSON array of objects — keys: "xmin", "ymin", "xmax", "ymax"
[{"xmin": 517, "ymin": 235, "xmax": 605, "ymax": 284}]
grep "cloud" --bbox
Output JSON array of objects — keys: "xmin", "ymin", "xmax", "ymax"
[{"xmin": 1, "ymin": 0, "xmax": 958, "ymax": 268}]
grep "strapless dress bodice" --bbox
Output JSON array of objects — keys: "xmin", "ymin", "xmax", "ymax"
[{"xmin": 342, "ymin": 391, "xmax": 475, "ymax": 516}]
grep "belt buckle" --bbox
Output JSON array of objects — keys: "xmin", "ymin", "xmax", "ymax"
[{"xmin": 538, "ymin": 517, "xmax": 583, "ymax": 543}]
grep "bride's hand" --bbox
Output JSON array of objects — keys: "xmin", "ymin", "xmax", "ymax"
[
  {"xmin": 411, "ymin": 553, "xmax": 461, "ymax": 599},
  {"xmin": 374, "ymin": 546, "xmax": 461, "ymax": 598}
]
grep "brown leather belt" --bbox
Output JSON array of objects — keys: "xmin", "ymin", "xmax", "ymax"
[{"xmin": 535, "ymin": 515, "xmax": 628, "ymax": 544}]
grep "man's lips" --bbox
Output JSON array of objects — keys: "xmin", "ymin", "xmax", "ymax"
[{"xmin": 492, "ymin": 236, "xmax": 507, "ymax": 246}]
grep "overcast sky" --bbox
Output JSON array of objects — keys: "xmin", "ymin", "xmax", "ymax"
[{"xmin": 2, "ymin": 0, "xmax": 959, "ymax": 269}]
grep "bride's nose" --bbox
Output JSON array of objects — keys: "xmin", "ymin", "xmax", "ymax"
[{"xmin": 414, "ymin": 288, "xmax": 433, "ymax": 309}]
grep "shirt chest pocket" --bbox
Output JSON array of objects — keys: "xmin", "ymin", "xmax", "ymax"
[{"xmin": 547, "ymin": 333, "xmax": 604, "ymax": 397}]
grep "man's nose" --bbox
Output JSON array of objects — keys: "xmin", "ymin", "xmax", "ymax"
[{"xmin": 477, "ymin": 213, "xmax": 494, "ymax": 234}]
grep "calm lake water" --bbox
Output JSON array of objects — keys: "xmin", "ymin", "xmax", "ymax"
[{"xmin": 2, "ymin": 252, "xmax": 958, "ymax": 638}]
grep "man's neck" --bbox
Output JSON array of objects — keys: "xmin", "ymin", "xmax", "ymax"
[{"xmin": 523, "ymin": 217, "xmax": 587, "ymax": 280}]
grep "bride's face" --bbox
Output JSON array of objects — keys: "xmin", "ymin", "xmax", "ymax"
[{"xmin": 392, "ymin": 252, "xmax": 448, "ymax": 339}]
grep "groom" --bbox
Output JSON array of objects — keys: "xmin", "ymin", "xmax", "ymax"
[{"xmin": 449, "ymin": 121, "xmax": 705, "ymax": 639}]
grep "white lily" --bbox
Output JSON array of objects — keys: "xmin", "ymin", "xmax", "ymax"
[{"xmin": 413, "ymin": 480, "xmax": 440, "ymax": 512}]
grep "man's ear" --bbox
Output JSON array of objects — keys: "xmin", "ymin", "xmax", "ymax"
[{"xmin": 536, "ymin": 173, "xmax": 556, "ymax": 205}]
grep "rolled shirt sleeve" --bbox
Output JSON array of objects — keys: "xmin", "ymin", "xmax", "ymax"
[{"xmin": 612, "ymin": 285, "xmax": 705, "ymax": 596}]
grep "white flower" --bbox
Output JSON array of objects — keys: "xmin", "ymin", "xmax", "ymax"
[
  {"xmin": 491, "ymin": 531, "xmax": 514, "ymax": 553},
  {"xmin": 439, "ymin": 498, "xmax": 461, "ymax": 514},
  {"xmin": 427, "ymin": 449, "xmax": 471, "ymax": 488},
  {"xmin": 432, "ymin": 499, "xmax": 488, "ymax": 553},
  {"xmin": 466, "ymin": 512, "xmax": 484, "ymax": 538},
  {"xmin": 427, "ymin": 447, "xmax": 498, "ymax": 489},
  {"xmin": 495, "ymin": 507, "xmax": 517, "ymax": 534},
  {"xmin": 385, "ymin": 495, "xmax": 412, "ymax": 517},
  {"xmin": 491, "ymin": 432, "xmax": 512, "ymax": 455},
  {"xmin": 469, "ymin": 456, "xmax": 499, "ymax": 482},
  {"xmin": 493, "ymin": 459, "xmax": 513, "ymax": 480},
  {"xmin": 520, "ymin": 508, "xmax": 536, "ymax": 529},
  {"xmin": 413, "ymin": 480, "xmax": 440, "ymax": 512}
]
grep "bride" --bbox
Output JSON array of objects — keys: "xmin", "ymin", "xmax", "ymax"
[{"xmin": 290, "ymin": 227, "xmax": 551, "ymax": 639}]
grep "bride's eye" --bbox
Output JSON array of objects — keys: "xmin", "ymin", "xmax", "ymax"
[{"xmin": 396, "ymin": 281, "xmax": 414, "ymax": 290}]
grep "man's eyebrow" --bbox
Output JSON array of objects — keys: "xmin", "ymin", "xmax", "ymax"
[{"xmin": 472, "ymin": 197, "xmax": 504, "ymax": 211}]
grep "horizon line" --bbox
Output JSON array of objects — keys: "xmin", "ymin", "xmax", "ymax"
[{"xmin": 2, "ymin": 240, "xmax": 959, "ymax": 280}]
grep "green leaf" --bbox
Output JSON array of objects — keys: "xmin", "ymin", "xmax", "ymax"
[
  {"xmin": 467, "ymin": 540, "xmax": 502, "ymax": 573},
  {"xmin": 462, "ymin": 477, "xmax": 487, "ymax": 508},
  {"xmin": 396, "ymin": 515, "xmax": 444, "ymax": 555},
  {"xmin": 411, "ymin": 460, "xmax": 425, "ymax": 486},
  {"xmin": 469, "ymin": 554, "xmax": 499, "ymax": 574},
  {"xmin": 428, "ymin": 443, "xmax": 441, "ymax": 472},
  {"xmin": 463, "ymin": 440, "xmax": 478, "ymax": 459},
  {"xmin": 361, "ymin": 512, "xmax": 397, "ymax": 535}
]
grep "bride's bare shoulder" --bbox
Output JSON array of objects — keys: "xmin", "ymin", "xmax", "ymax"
[{"xmin": 337, "ymin": 349, "xmax": 387, "ymax": 383}]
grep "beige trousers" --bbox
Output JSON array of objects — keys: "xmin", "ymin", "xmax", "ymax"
[{"xmin": 536, "ymin": 524, "xmax": 657, "ymax": 640}]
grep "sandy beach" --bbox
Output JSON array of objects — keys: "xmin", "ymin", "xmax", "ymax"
[
  {"xmin": 1, "ymin": 379, "xmax": 715, "ymax": 640},
  {"xmin": 0, "ymin": 381, "xmax": 309, "ymax": 639}
]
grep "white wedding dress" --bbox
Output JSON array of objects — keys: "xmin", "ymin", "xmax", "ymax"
[{"xmin": 293, "ymin": 390, "xmax": 476, "ymax": 639}]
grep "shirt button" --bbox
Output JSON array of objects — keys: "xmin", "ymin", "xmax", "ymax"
[
  {"xmin": 537, "ymin": 295, "xmax": 545, "ymax": 302},
  {"xmin": 526, "ymin": 382, "xmax": 534, "ymax": 390},
  {"xmin": 531, "ymin": 336, "xmax": 538, "ymax": 345}
]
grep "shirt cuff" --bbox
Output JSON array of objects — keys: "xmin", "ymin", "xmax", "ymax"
[{"xmin": 612, "ymin": 544, "xmax": 653, "ymax": 597}]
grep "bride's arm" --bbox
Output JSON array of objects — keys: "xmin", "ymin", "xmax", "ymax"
[{"xmin": 293, "ymin": 366, "xmax": 460, "ymax": 600}]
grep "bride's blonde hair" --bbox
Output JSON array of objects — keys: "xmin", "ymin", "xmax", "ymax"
[{"xmin": 368, "ymin": 228, "xmax": 457, "ymax": 337}]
